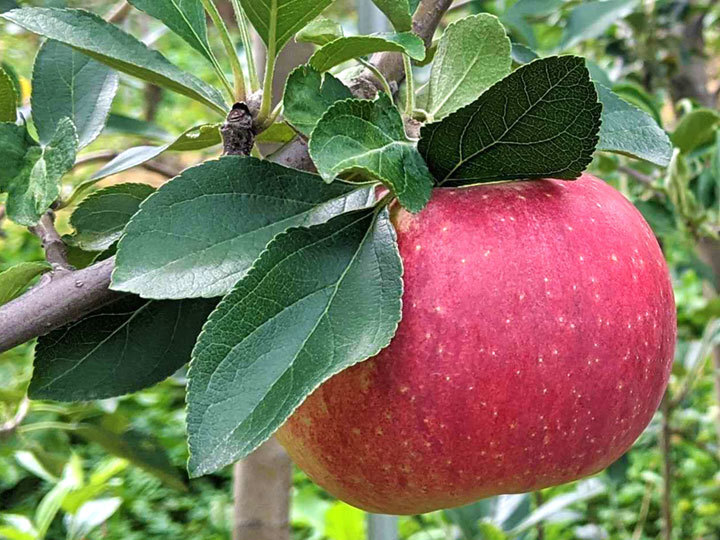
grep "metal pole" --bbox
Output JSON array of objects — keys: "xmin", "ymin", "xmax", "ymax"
[{"xmin": 367, "ymin": 513, "xmax": 399, "ymax": 540}]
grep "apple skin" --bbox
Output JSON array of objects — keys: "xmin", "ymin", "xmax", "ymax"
[{"xmin": 276, "ymin": 174, "xmax": 676, "ymax": 515}]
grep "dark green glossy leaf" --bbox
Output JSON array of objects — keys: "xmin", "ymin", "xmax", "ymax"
[
  {"xmin": 4, "ymin": 118, "xmax": 78, "ymax": 225},
  {"xmin": 418, "ymin": 56, "xmax": 601, "ymax": 186},
  {"xmin": 371, "ymin": 0, "xmax": 412, "ymax": 32},
  {"xmin": 0, "ymin": 262, "xmax": 51, "ymax": 305},
  {"xmin": 559, "ymin": 0, "xmax": 638, "ymax": 51},
  {"xmin": 309, "ymin": 33, "xmax": 425, "ymax": 72},
  {"xmin": 30, "ymin": 295, "xmax": 216, "ymax": 401},
  {"xmin": 32, "ymin": 40, "xmax": 118, "ymax": 149},
  {"xmin": 0, "ymin": 66, "xmax": 17, "ymax": 122},
  {"xmin": 91, "ymin": 123, "xmax": 220, "ymax": 181},
  {"xmin": 596, "ymin": 84, "xmax": 672, "ymax": 166},
  {"xmin": 127, "ymin": 0, "xmax": 212, "ymax": 61},
  {"xmin": 0, "ymin": 122, "xmax": 32, "ymax": 189},
  {"xmin": 671, "ymin": 109, "xmax": 720, "ymax": 154},
  {"xmin": 284, "ymin": 65, "xmax": 352, "ymax": 136},
  {"xmin": 187, "ymin": 207, "xmax": 402, "ymax": 476},
  {"xmin": 74, "ymin": 424, "xmax": 187, "ymax": 490},
  {"xmin": 69, "ymin": 183, "xmax": 155, "ymax": 251},
  {"xmin": 309, "ymin": 93, "xmax": 433, "ymax": 212},
  {"xmin": 425, "ymin": 14, "xmax": 511, "ymax": 120},
  {"xmin": 112, "ymin": 156, "xmax": 374, "ymax": 299},
  {"xmin": 1, "ymin": 8, "xmax": 226, "ymax": 114},
  {"xmin": 240, "ymin": 0, "xmax": 333, "ymax": 53},
  {"xmin": 295, "ymin": 17, "xmax": 343, "ymax": 46}
]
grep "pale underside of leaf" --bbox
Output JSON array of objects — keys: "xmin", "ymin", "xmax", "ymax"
[
  {"xmin": 309, "ymin": 33, "xmax": 426, "ymax": 72},
  {"xmin": 595, "ymin": 83, "xmax": 672, "ymax": 167},
  {"xmin": 425, "ymin": 13, "xmax": 511, "ymax": 120},
  {"xmin": 309, "ymin": 94, "xmax": 434, "ymax": 213},
  {"xmin": 112, "ymin": 156, "xmax": 375, "ymax": 299}
]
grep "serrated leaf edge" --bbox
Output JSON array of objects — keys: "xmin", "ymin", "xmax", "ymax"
[{"xmin": 185, "ymin": 207, "xmax": 403, "ymax": 476}]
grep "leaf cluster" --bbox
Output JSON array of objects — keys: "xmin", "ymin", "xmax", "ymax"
[{"xmin": 0, "ymin": 0, "xmax": 675, "ymax": 481}]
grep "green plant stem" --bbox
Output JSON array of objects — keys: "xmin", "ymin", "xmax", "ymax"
[
  {"xmin": 257, "ymin": 42, "xmax": 277, "ymax": 126},
  {"xmin": 259, "ymin": 101, "xmax": 283, "ymax": 131},
  {"xmin": 231, "ymin": 0, "xmax": 260, "ymax": 93},
  {"xmin": 402, "ymin": 54, "xmax": 415, "ymax": 117},
  {"xmin": 19, "ymin": 421, "xmax": 77, "ymax": 434},
  {"xmin": 201, "ymin": 0, "xmax": 247, "ymax": 102},
  {"xmin": 660, "ymin": 396, "xmax": 673, "ymax": 540},
  {"xmin": 357, "ymin": 58, "xmax": 392, "ymax": 96}
]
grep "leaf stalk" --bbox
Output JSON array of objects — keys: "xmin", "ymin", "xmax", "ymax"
[
  {"xmin": 231, "ymin": 0, "xmax": 260, "ymax": 92},
  {"xmin": 201, "ymin": 0, "xmax": 247, "ymax": 102}
]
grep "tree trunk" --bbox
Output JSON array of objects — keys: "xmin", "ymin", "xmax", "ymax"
[
  {"xmin": 669, "ymin": 13, "xmax": 716, "ymax": 109},
  {"xmin": 233, "ymin": 438, "xmax": 292, "ymax": 540}
]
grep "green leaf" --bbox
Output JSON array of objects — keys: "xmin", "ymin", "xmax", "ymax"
[
  {"xmin": 127, "ymin": 0, "xmax": 212, "ymax": 61},
  {"xmin": 240, "ymin": 0, "xmax": 333, "ymax": 54},
  {"xmin": 370, "ymin": 0, "xmax": 412, "ymax": 32},
  {"xmin": 511, "ymin": 42, "xmax": 539, "ymax": 65},
  {"xmin": 69, "ymin": 183, "xmax": 155, "ymax": 251},
  {"xmin": 112, "ymin": 156, "xmax": 374, "ymax": 299},
  {"xmin": 65, "ymin": 498, "xmax": 122, "ymax": 540},
  {"xmin": 91, "ymin": 123, "xmax": 221, "ymax": 181},
  {"xmin": 508, "ymin": 479, "xmax": 606, "ymax": 535},
  {"xmin": 0, "ymin": 262, "xmax": 51, "ymax": 305},
  {"xmin": 634, "ymin": 199, "xmax": 675, "ymax": 236},
  {"xmin": 0, "ymin": 0, "xmax": 18, "ymax": 13},
  {"xmin": 255, "ymin": 122, "xmax": 297, "ymax": 143},
  {"xmin": 586, "ymin": 59, "xmax": 612, "ymax": 88},
  {"xmin": 596, "ymin": 84, "xmax": 672, "ymax": 166},
  {"xmin": 35, "ymin": 483, "xmax": 73, "ymax": 538},
  {"xmin": 425, "ymin": 14, "xmax": 511, "ymax": 120},
  {"xmin": 671, "ymin": 108, "xmax": 720, "ymax": 154},
  {"xmin": 1, "ymin": 8, "xmax": 227, "ymax": 114},
  {"xmin": 559, "ymin": 0, "xmax": 638, "ymax": 51},
  {"xmin": 309, "ymin": 33, "xmax": 425, "ymax": 72},
  {"xmin": 611, "ymin": 82, "xmax": 662, "ymax": 125},
  {"xmin": 187, "ymin": 207, "xmax": 402, "ymax": 476},
  {"xmin": 502, "ymin": 0, "xmax": 563, "ymax": 48},
  {"xmin": 31, "ymin": 40, "xmax": 118, "ymax": 149},
  {"xmin": 418, "ymin": 56, "xmax": 601, "ymax": 186},
  {"xmin": 105, "ymin": 113, "xmax": 172, "ymax": 142},
  {"xmin": 295, "ymin": 17, "xmax": 343, "ymax": 46},
  {"xmin": 0, "ymin": 66, "xmax": 17, "ymax": 122},
  {"xmin": 74, "ymin": 424, "xmax": 187, "ymax": 490},
  {"xmin": 0, "ymin": 122, "xmax": 34, "ymax": 190},
  {"xmin": 30, "ymin": 295, "xmax": 216, "ymax": 401},
  {"xmin": 284, "ymin": 65, "xmax": 352, "ymax": 136},
  {"xmin": 5, "ymin": 118, "xmax": 78, "ymax": 225},
  {"xmin": 309, "ymin": 93, "xmax": 433, "ymax": 212}
]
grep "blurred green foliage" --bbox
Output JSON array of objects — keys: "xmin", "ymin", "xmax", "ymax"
[{"xmin": 1, "ymin": 0, "xmax": 719, "ymax": 539}]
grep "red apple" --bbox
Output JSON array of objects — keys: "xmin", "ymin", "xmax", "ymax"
[{"xmin": 276, "ymin": 174, "xmax": 676, "ymax": 514}]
